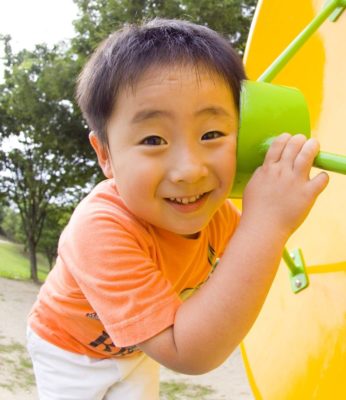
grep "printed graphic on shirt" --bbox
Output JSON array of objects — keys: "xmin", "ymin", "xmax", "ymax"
[
  {"xmin": 86, "ymin": 312, "xmax": 100, "ymax": 320},
  {"xmin": 88, "ymin": 330, "xmax": 138, "ymax": 356},
  {"xmin": 208, "ymin": 243, "xmax": 216, "ymax": 266},
  {"xmin": 180, "ymin": 242, "xmax": 219, "ymax": 301}
]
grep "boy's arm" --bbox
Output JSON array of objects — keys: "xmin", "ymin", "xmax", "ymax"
[{"xmin": 138, "ymin": 134, "xmax": 329, "ymax": 374}]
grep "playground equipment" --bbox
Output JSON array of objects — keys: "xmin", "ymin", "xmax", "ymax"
[
  {"xmin": 234, "ymin": 0, "xmax": 346, "ymax": 398},
  {"xmin": 233, "ymin": 81, "xmax": 346, "ymax": 198}
]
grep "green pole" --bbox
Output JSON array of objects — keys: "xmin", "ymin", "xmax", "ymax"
[
  {"xmin": 314, "ymin": 151, "xmax": 346, "ymax": 175},
  {"xmin": 262, "ymin": 139, "xmax": 346, "ymax": 175},
  {"xmin": 258, "ymin": 0, "xmax": 346, "ymax": 83}
]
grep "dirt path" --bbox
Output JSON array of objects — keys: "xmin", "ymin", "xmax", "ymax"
[
  {"xmin": 0, "ymin": 277, "xmax": 39, "ymax": 399},
  {"xmin": 0, "ymin": 277, "xmax": 253, "ymax": 399}
]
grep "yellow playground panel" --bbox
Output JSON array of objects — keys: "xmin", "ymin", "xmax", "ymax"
[{"xmin": 240, "ymin": 0, "xmax": 346, "ymax": 399}]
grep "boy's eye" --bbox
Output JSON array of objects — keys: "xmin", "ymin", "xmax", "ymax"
[
  {"xmin": 140, "ymin": 136, "xmax": 167, "ymax": 146},
  {"xmin": 201, "ymin": 131, "xmax": 225, "ymax": 140}
]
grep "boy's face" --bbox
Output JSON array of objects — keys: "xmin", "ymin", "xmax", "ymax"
[{"xmin": 91, "ymin": 64, "xmax": 238, "ymax": 237}]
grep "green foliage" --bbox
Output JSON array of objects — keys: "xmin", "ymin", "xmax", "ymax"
[
  {"xmin": 1, "ymin": 207, "xmax": 25, "ymax": 244},
  {"xmin": 71, "ymin": 0, "xmax": 257, "ymax": 62},
  {"xmin": 0, "ymin": 197, "xmax": 7, "ymax": 235},
  {"xmin": 37, "ymin": 204, "xmax": 73, "ymax": 269},
  {"xmin": 0, "ymin": 40, "xmax": 97, "ymax": 281}
]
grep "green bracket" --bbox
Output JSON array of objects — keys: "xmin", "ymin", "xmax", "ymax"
[{"xmin": 283, "ymin": 248, "xmax": 309, "ymax": 294}]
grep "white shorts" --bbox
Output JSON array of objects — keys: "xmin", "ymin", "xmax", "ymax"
[{"xmin": 26, "ymin": 327, "xmax": 160, "ymax": 400}]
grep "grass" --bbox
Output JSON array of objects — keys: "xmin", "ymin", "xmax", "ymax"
[
  {"xmin": 0, "ymin": 339, "xmax": 35, "ymax": 392},
  {"xmin": 0, "ymin": 237, "xmax": 49, "ymax": 282},
  {"xmin": 160, "ymin": 380, "xmax": 217, "ymax": 399}
]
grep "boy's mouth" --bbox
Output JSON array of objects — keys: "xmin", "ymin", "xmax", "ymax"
[
  {"xmin": 167, "ymin": 192, "xmax": 207, "ymax": 205},
  {"xmin": 164, "ymin": 192, "xmax": 210, "ymax": 213}
]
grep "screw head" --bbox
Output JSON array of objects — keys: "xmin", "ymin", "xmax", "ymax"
[{"xmin": 295, "ymin": 279, "xmax": 302, "ymax": 288}]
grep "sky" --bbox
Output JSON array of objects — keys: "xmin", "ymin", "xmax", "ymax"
[{"xmin": 0, "ymin": 0, "xmax": 78, "ymax": 78}]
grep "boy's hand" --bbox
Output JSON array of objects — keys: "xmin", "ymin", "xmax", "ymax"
[{"xmin": 242, "ymin": 133, "xmax": 329, "ymax": 239}]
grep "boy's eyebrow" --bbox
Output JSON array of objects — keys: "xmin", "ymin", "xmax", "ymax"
[
  {"xmin": 131, "ymin": 110, "xmax": 172, "ymax": 124},
  {"xmin": 131, "ymin": 106, "xmax": 233, "ymax": 124},
  {"xmin": 195, "ymin": 106, "xmax": 233, "ymax": 118}
]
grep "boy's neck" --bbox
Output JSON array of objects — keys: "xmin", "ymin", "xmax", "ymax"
[{"xmin": 181, "ymin": 232, "xmax": 201, "ymax": 240}]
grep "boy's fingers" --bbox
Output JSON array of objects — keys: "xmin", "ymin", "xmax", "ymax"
[
  {"xmin": 279, "ymin": 134, "xmax": 307, "ymax": 166},
  {"xmin": 294, "ymin": 138, "xmax": 320, "ymax": 177},
  {"xmin": 263, "ymin": 133, "xmax": 292, "ymax": 164},
  {"xmin": 309, "ymin": 171, "xmax": 329, "ymax": 196}
]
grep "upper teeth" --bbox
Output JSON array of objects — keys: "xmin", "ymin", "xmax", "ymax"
[{"xmin": 169, "ymin": 194, "xmax": 203, "ymax": 204}]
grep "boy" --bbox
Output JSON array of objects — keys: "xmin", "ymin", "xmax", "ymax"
[{"xmin": 27, "ymin": 19, "xmax": 329, "ymax": 399}]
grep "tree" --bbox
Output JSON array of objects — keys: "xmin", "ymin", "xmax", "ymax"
[
  {"xmin": 1, "ymin": 206, "xmax": 25, "ymax": 244},
  {"xmin": 0, "ymin": 38, "xmax": 96, "ymax": 282},
  {"xmin": 37, "ymin": 204, "xmax": 73, "ymax": 270},
  {"xmin": 71, "ymin": 0, "xmax": 257, "ymax": 61}
]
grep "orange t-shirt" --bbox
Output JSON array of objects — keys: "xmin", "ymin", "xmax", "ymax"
[{"xmin": 28, "ymin": 179, "xmax": 239, "ymax": 358}]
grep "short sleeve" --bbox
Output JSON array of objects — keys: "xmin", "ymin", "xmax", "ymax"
[{"xmin": 59, "ymin": 208, "xmax": 182, "ymax": 347}]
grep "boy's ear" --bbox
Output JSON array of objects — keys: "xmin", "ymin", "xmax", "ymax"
[{"xmin": 89, "ymin": 132, "xmax": 113, "ymax": 178}]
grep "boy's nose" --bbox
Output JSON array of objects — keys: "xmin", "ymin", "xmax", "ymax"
[{"xmin": 168, "ymin": 149, "xmax": 208, "ymax": 184}]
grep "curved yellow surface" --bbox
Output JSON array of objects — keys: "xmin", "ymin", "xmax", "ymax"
[{"xmin": 241, "ymin": 1, "xmax": 346, "ymax": 399}]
